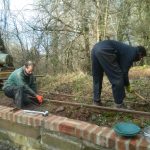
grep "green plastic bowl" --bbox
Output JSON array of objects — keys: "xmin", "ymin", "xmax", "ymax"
[{"xmin": 114, "ymin": 122, "xmax": 141, "ymax": 137}]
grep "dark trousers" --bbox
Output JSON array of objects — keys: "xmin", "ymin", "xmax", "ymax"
[
  {"xmin": 91, "ymin": 48, "xmax": 125, "ymax": 104},
  {"xmin": 3, "ymin": 85, "xmax": 32, "ymax": 108}
]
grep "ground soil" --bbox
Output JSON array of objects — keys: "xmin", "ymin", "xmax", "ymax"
[
  {"xmin": 0, "ymin": 88, "xmax": 150, "ymax": 128},
  {"xmin": 1, "ymin": 67, "xmax": 150, "ymax": 128}
]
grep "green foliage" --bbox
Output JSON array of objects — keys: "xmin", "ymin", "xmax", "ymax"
[
  {"xmin": 38, "ymin": 67, "xmax": 150, "ymax": 128},
  {"xmin": 38, "ymin": 72, "xmax": 92, "ymax": 96}
]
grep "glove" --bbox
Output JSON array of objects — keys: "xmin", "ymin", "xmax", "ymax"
[
  {"xmin": 125, "ymin": 85, "xmax": 134, "ymax": 93},
  {"xmin": 36, "ymin": 95, "xmax": 43, "ymax": 104}
]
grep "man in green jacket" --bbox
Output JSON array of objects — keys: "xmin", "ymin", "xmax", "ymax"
[{"xmin": 3, "ymin": 61, "xmax": 43, "ymax": 108}]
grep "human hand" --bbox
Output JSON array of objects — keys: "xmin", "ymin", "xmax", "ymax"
[{"xmin": 36, "ymin": 95, "xmax": 43, "ymax": 103}]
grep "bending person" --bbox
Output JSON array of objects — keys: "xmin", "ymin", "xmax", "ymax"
[{"xmin": 91, "ymin": 40, "xmax": 147, "ymax": 108}]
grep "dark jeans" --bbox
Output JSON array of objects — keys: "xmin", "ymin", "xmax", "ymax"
[
  {"xmin": 3, "ymin": 85, "xmax": 32, "ymax": 108},
  {"xmin": 91, "ymin": 48, "xmax": 125, "ymax": 104}
]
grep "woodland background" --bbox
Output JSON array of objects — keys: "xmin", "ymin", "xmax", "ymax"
[{"xmin": 0, "ymin": 0, "xmax": 150, "ymax": 74}]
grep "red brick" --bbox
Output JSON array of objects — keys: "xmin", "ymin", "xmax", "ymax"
[
  {"xmin": 0, "ymin": 108, "xmax": 8, "ymax": 119},
  {"xmin": 5, "ymin": 111, "xmax": 13, "ymax": 121},
  {"xmin": 27, "ymin": 115, "xmax": 35, "ymax": 126},
  {"xmin": 20, "ymin": 114, "xmax": 28, "ymax": 124},
  {"xmin": 16, "ymin": 110, "xmax": 34, "ymax": 126},
  {"xmin": 138, "ymin": 138, "xmax": 150, "ymax": 150},
  {"xmin": 90, "ymin": 126, "xmax": 102, "ymax": 143},
  {"xmin": 0, "ymin": 106, "xmax": 5, "ymax": 110},
  {"xmin": 64, "ymin": 119, "xmax": 81, "ymax": 126},
  {"xmin": 18, "ymin": 114, "xmax": 24, "ymax": 123},
  {"xmin": 20, "ymin": 114, "xmax": 38, "ymax": 126},
  {"xmin": 20, "ymin": 114, "xmax": 35, "ymax": 125},
  {"xmin": 0, "ymin": 108, "xmax": 15, "ymax": 119},
  {"xmin": 9, "ymin": 112, "xmax": 14, "ymax": 120},
  {"xmin": 116, "ymin": 136, "xmax": 130, "ymax": 150},
  {"xmin": 51, "ymin": 116, "xmax": 67, "ymax": 131},
  {"xmin": 0, "ymin": 105, "xmax": 150, "ymax": 150},
  {"xmin": 0, "ymin": 106, "xmax": 9, "ymax": 113},
  {"xmin": 129, "ymin": 135, "xmax": 141, "ymax": 150},
  {"xmin": 33, "ymin": 115, "xmax": 44, "ymax": 127},
  {"xmin": 59, "ymin": 120, "xmax": 78, "ymax": 136},
  {"xmin": 45, "ymin": 115, "xmax": 58, "ymax": 122},
  {"xmin": 0, "ymin": 106, "xmax": 6, "ymax": 112},
  {"xmin": 97, "ymin": 128, "xmax": 111, "ymax": 147},
  {"xmin": 12, "ymin": 110, "xmax": 23, "ymax": 122},
  {"xmin": 8, "ymin": 111, "xmax": 18, "ymax": 121},
  {"xmin": 104, "ymin": 129, "xmax": 116, "ymax": 148},
  {"xmin": 72, "ymin": 119, "xmax": 84, "ymax": 124},
  {"xmin": 27, "ymin": 116, "xmax": 34, "ymax": 125},
  {"xmin": 95, "ymin": 127, "xmax": 108, "ymax": 145},
  {"xmin": 108, "ymin": 131, "xmax": 116, "ymax": 148},
  {"xmin": 76, "ymin": 122, "xmax": 90, "ymax": 138},
  {"xmin": 46, "ymin": 116, "xmax": 63, "ymax": 130},
  {"xmin": 44, "ymin": 115, "xmax": 60, "ymax": 129},
  {"xmin": 82, "ymin": 124, "xmax": 98, "ymax": 141}
]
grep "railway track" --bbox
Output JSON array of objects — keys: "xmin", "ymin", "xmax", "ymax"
[
  {"xmin": 40, "ymin": 90, "xmax": 148, "ymax": 104},
  {"xmin": 43, "ymin": 99, "xmax": 150, "ymax": 117},
  {"xmin": 39, "ymin": 90, "xmax": 150, "ymax": 118}
]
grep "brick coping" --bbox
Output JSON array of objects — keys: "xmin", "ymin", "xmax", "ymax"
[{"xmin": 0, "ymin": 105, "xmax": 150, "ymax": 150}]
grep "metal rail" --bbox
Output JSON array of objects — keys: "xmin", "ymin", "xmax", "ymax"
[
  {"xmin": 45, "ymin": 99, "xmax": 150, "ymax": 117},
  {"xmin": 40, "ymin": 90, "xmax": 148, "ymax": 105},
  {"xmin": 0, "ymin": 75, "xmax": 45, "ymax": 80}
]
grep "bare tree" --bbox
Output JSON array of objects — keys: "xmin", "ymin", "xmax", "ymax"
[{"xmin": 0, "ymin": 0, "xmax": 149, "ymax": 72}]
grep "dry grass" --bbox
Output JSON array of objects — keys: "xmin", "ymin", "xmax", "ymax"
[
  {"xmin": 129, "ymin": 66, "xmax": 150, "ymax": 79},
  {"xmin": 37, "ymin": 71, "xmax": 93, "ymax": 97},
  {"xmin": 36, "ymin": 67, "xmax": 150, "ymax": 127},
  {"xmin": 37, "ymin": 66, "xmax": 150, "ymax": 103}
]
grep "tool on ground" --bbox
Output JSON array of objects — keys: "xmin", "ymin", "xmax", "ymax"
[
  {"xmin": 126, "ymin": 86, "xmax": 148, "ymax": 102},
  {"xmin": 23, "ymin": 110, "xmax": 49, "ymax": 116},
  {"xmin": 134, "ymin": 91, "xmax": 145, "ymax": 100},
  {"xmin": 133, "ymin": 91, "xmax": 149, "ymax": 103}
]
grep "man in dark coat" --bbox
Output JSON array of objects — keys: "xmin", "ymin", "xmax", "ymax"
[
  {"xmin": 3, "ymin": 61, "xmax": 43, "ymax": 108},
  {"xmin": 91, "ymin": 40, "xmax": 147, "ymax": 108}
]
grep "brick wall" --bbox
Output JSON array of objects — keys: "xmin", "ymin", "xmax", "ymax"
[{"xmin": 0, "ymin": 105, "xmax": 149, "ymax": 150}]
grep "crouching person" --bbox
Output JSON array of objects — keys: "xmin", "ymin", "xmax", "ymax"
[{"xmin": 2, "ymin": 60, "xmax": 43, "ymax": 108}]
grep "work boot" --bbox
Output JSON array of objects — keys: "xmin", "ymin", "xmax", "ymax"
[
  {"xmin": 114, "ymin": 102, "xmax": 127, "ymax": 109},
  {"xmin": 93, "ymin": 101, "xmax": 102, "ymax": 106}
]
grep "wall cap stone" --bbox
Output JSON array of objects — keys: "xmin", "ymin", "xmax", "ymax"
[{"xmin": 0, "ymin": 105, "xmax": 150, "ymax": 150}]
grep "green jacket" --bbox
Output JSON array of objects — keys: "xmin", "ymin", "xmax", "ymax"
[{"xmin": 3, "ymin": 67, "xmax": 37, "ymax": 96}]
